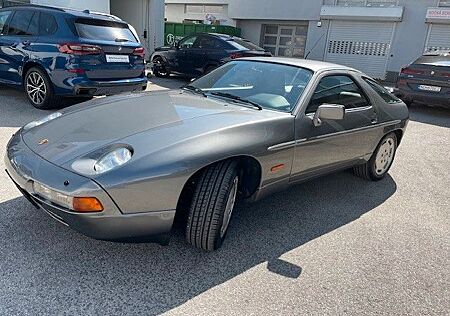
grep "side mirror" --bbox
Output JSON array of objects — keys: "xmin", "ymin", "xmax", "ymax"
[
  {"xmin": 313, "ymin": 104, "xmax": 345, "ymax": 127},
  {"xmin": 174, "ymin": 41, "xmax": 179, "ymax": 49}
]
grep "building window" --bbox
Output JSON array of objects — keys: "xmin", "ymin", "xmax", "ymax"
[
  {"xmin": 438, "ymin": 0, "xmax": 450, "ymax": 7},
  {"xmin": 334, "ymin": 0, "xmax": 398, "ymax": 7},
  {"xmin": 262, "ymin": 24, "xmax": 308, "ymax": 58},
  {"xmin": 185, "ymin": 4, "xmax": 224, "ymax": 14}
]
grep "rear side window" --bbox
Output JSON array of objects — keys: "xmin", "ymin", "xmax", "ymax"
[
  {"xmin": 228, "ymin": 38, "xmax": 264, "ymax": 51},
  {"xmin": 194, "ymin": 36, "xmax": 226, "ymax": 49},
  {"xmin": 39, "ymin": 12, "xmax": 58, "ymax": 35},
  {"xmin": 307, "ymin": 75, "xmax": 369, "ymax": 114},
  {"xmin": 364, "ymin": 78, "xmax": 402, "ymax": 104},
  {"xmin": 75, "ymin": 18, "xmax": 137, "ymax": 42},
  {"xmin": 0, "ymin": 10, "xmax": 12, "ymax": 34},
  {"xmin": 7, "ymin": 10, "xmax": 34, "ymax": 36}
]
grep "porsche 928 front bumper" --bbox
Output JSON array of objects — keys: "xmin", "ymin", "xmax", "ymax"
[{"xmin": 4, "ymin": 132, "xmax": 175, "ymax": 240}]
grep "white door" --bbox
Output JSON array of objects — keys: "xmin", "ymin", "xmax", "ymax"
[
  {"xmin": 262, "ymin": 24, "xmax": 308, "ymax": 58},
  {"xmin": 325, "ymin": 20, "xmax": 395, "ymax": 79},
  {"xmin": 425, "ymin": 24, "xmax": 450, "ymax": 52}
]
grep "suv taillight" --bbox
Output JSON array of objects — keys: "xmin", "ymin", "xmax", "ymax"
[
  {"xmin": 400, "ymin": 67, "xmax": 423, "ymax": 75},
  {"xmin": 230, "ymin": 52, "xmax": 243, "ymax": 59},
  {"xmin": 58, "ymin": 43, "xmax": 103, "ymax": 55},
  {"xmin": 133, "ymin": 47, "xmax": 145, "ymax": 58}
]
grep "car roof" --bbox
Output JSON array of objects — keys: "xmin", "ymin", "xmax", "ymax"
[
  {"xmin": 4, "ymin": 4, "xmax": 122, "ymax": 22},
  {"xmin": 238, "ymin": 56, "xmax": 360, "ymax": 73}
]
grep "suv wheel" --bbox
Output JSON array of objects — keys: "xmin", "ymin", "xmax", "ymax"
[
  {"xmin": 152, "ymin": 57, "xmax": 170, "ymax": 78},
  {"xmin": 25, "ymin": 67, "xmax": 63, "ymax": 109},
  {"xmin": 186, "ymin": 160, "xmax": 239, "ymax": 251},
  {"xmin": 353, "ymin": 133, "xmax": 398, "ymax": 181}
]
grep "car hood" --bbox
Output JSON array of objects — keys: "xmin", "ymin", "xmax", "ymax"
[{"xmin": 21, "ymin": 91, "xmax": 286, "ymax": 167}]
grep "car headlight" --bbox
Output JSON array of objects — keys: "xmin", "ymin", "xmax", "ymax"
[
  {"xmin": 23, "ymin": 112, "xmax": 62, "ymax": 130},
  {"xmin": 94, "ymin": 147, "xmax": 132, "ymax": 174}
]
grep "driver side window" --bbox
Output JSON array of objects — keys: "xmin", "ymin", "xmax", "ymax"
[
  {"xmin": 179, "ymin": 36, "xmax": 197, "ymax": 49},
  {"xmin": 306, "ymin": 75, "xmax": 369, "ymax": 114}
]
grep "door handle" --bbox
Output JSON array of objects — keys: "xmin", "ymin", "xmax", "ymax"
[{"xmin": 371, "ymin": 118, "xmax": 378, "ymax": 124}]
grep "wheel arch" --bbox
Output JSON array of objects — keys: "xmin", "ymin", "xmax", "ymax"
[
  {"xmin": 174, "ymin": 155, "xmax": 262, "ymax": 221},
  {"xmin": 392, "ymin": 129, "xmax": 403, "ymax": 145},
  {"xmin": 22, "ymin": 61, "xmax": 49, "ymax": 81}
]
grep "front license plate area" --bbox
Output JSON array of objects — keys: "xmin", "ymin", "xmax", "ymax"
[
  {"xmin": 418, "ymin": 85, "xmax": 441, "ymax": 92},
  {"xmin": 106, "ymin": 54, "xmax": 130, "ymax": 63}
]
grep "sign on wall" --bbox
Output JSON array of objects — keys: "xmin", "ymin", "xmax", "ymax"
[{"xmin": 426, "ymin": 8, "xmax": 450, "ymax": 21}]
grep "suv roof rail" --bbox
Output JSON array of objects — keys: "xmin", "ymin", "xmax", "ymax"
[{"xmin": 2, "ymin": 4, "xmax": 66, "ymax": 11}]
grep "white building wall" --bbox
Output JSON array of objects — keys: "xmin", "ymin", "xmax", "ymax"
[
  {"xmin": 31, "ymin": 0, "xmax": 110, "ymax": 13},
  {"xmin": 110, "ymin": 0, "xmax": 164, "ymax": 56},
  {"xmin": 165, "ymin": 2, "xmax": 235, "ymax": 26}
]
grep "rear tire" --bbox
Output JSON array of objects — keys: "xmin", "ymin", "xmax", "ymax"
[
  {"xmin": 25, "ymin": 67, "xmax": 65, "ymax": 110},
  {"xmin": 353, "ymin": 133, "xmax": 398, "ymax": 181},
  {"xmin": 152, "ymin": 57, "xmax": 170, "ymax": 78},
  {"xmin": 186, "ymin": 160, "xmax": 239, "ymax": 251}
]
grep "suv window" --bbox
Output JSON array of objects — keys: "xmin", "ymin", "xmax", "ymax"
[
  {"xmin": 0, "ymin": 10, "xmax": 12, "ymax": 34},
  {"xmin": 228, "ymin": 38, "xmax": 264, "ymax": 51},
  {"xmin": 75, "ymin": 18, "xmax": 137, "ymax": 42},
  {"xmin": 194, "ymin": 36, "xmax": 225, "ymax": 49},
  {"xmin": 179, "ymin": 36, "xmax": 197, "ymax": 49},
  {"xmin": 306, "ymin": 75, "xmax": 369, "ymax": 114},
  {"xmin": 364, "ymin": 78, "xmax": 402, "ymax": 104},
  {"xmin": 7, "ymin": 10, "xmax": 35, "ymax": 36},
  {"xmin": 27, "ymin": 12, "xmax": 39, "ymax": 36},
  {"xmin": 39, "ymin": 12, "xmax": 58, "ymax": 35}
]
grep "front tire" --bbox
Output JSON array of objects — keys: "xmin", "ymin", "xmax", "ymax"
[
  {"xmin": 186, "ymin": 160, "xmax": 239, "ymax": 251},
  {"xmin": 353, "ymin": 132, "xmax": 398, "ymax": 181},
  {"xmin": 25, "ymin": 67, "xmax": 64, "ymax": 109}
]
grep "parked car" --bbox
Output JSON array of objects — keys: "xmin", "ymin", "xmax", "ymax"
[
  {"xmin": 395, "ymin": 50, "xmax": 450, "ymax": 109},
  {"xmin": 0, "ymin": 5, "xmax": 147, "ymax": 109},
  {"xmin": 5, "ymin": 58, "xmax": 409, "ymax": 251},
  {"xmin": 151, "ymin": 32, "xmax": 271, "ymax": 78}
]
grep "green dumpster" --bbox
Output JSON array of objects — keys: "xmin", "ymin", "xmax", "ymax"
[{"xmin": 164, "ymin": 22, "xmax": 241, "ymax": 46}]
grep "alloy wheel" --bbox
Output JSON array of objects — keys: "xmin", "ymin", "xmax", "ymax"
[
  {"xmin": 26, "ymin": 72, "xmax": 47, "ymax": 105},
  {"xmin": 374, "ymin": 137, "xmax": 396, "ymax": 176}
]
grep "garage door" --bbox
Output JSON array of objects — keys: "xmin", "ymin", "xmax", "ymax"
[
  {"xmin": 325, "ymin": 21, "xmax": 395, "ymax": 79},
  {"xmin": 425, "ymin": 24, "xmax": 450, "ymax": 52}
]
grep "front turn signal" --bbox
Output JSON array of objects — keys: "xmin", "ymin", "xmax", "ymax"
[{"xmin": 73, "ymin": 197, "xmax": 103, "ymax": 213}]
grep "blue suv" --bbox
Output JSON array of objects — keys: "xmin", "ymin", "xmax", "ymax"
[{"xmin": 0, "ymin": 5, "xmax": 147, "ymax": 109}]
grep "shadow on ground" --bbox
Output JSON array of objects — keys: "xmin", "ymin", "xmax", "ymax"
[{"xmin": 0, "ymin": 171, "xmax": 396, "ymax": 315}]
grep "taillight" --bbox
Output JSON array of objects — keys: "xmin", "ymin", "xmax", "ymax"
[
  {"xmin": 58, "ymin": 43, "xmax": 102, "ymax": 55},
  {"xmin": 230, "ymin": 52, "xmax": 243, "ymax": 59},
  {"xmin": 400, "ymin": 67, "xmax": 423, "ymax": 75},
  {"xmin": 133, "ymin": 47, "xmax": 145, "ymax": 58}
]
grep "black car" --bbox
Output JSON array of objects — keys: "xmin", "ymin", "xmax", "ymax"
[
  {"xmin": 0, "ymin": 5, "xmax": 146, "ymax": 109},
  {"xmin": 395, "ymin": 50, "xmax": 450, "ymax": 109},
  {"xmin": 150, "ymin": 33, "xmax": 271, "ymax": 78}
]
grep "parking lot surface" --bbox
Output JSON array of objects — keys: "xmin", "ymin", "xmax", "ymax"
[{"xmin": 0, "ymin": 79, "xmax": 449, "ymax": 315}]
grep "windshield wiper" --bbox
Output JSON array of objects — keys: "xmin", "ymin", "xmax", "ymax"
[
  {"xmin": 182, "ymin": 85, "xmax": 207, "ymax": 97},
  {"xmin": 210, "ymin": 92, "xmax": 262, "ymax": 110},
  {"xmin": 115, "ymin": 38, "xmax": 130, "ymax": 42}
]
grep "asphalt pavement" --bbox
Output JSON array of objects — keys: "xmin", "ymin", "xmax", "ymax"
[{"xmin": 0, "ymin": 79, "xmax": 448, "ymax": 315}]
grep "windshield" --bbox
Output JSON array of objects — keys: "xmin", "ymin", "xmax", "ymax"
[
  {"xmin": 75, "ymin": 19, "xmax": 137, "ymax": 42},
  {"xmin": 189, "ymin": 61, "xmax": 313, "ymax": 112}
]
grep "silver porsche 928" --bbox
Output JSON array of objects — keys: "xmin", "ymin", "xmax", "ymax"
[{"xmin": 5, "ymin": 57, "xmax": 409, "ymax": 251}]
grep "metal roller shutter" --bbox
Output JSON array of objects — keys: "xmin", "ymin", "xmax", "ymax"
[
  {"xmin": 426, "ymin": 24, "xmax": 450, "ymax": 52},
  {"xmin": 325, "ymin": 20, "xmax": 395, "ymax": 79}
]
